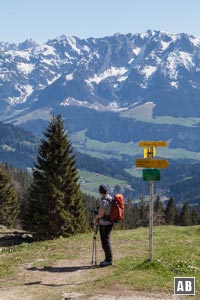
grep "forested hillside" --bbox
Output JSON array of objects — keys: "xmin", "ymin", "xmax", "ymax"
[
  {"xmin": 1, "ymin": 119, "xmax": 200, "ymax": 209},
  {"xmin": 0, "ymin": 121, "xmax": 38, "ymax": 168}
]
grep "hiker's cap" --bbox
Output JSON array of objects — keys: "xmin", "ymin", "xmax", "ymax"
[{"xmin": 99, "ymin": 184, "xmax": 109, "ymax": 194}]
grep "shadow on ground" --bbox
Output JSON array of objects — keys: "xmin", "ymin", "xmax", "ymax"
[
  {"xmin": 0, "ymin": 233, "xmax": 34, "ymax": 247},
  {"xmin": 24, "ymin": 281, "xmax": 84, "ymax": 287},
  {"xmin": 27, "ymin": 265, "xmax": 100, "ymax": 273}
]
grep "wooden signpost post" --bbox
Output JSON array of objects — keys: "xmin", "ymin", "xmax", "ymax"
[{"xmin": 135, "ymin": 141, "xmax": 169, "ymax": 262}]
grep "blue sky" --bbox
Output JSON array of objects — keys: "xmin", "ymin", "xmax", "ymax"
[{"xmin": 1, "ymin": 0, "xmax": 200, "ymax": 43}]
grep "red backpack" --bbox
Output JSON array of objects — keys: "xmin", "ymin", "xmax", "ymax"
[{"xmin": 110, "ymin": 194, "xmax": 124, "ymax": 223}]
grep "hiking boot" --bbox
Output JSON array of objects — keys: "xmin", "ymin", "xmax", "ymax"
[{"xmin": 100, "ymin": 260, "xmax": 112, "ymax": 267}]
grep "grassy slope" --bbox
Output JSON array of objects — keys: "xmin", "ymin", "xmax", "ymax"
[
  {"xmin": 71, "ymin": 130, "xmax": 139, "ymax": 160},
  {"xmin": 79, "ymin": 170, "xmax": 127, "ymax": 196},
  {"xmin": 74, "ymin": 129, "xmax": 200, "ymax": 196},
  {"xmin": 72, "ymin": 130, "xmax": 200, "ymax": 162},
  {"xmin": 120, "ymin": 104, "xmax": 200, "ymax": 127},
  {"xmin": 0, "ymin": 226, "xmax": 200, "ymax": 298}
]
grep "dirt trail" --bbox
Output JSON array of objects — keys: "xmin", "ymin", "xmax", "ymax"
[
  {"xmin": 0, "ymin": 256, "xmax": 183, "ymax": 300},
  {"xmin": 0, "ymin": 230, "xmax": 191, "ymax": 300}
]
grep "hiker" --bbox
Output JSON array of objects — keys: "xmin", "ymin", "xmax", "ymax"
[{"xmin": 94, "ymin": 184, "xmax": 113, "ymax": 267}]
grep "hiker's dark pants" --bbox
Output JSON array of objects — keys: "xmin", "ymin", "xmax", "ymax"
[{"xmin": 99, "ymin": 224, "xmax": 113, "ymax": 262}]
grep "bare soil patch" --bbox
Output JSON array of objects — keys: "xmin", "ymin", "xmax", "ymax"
[{"xmin": 0, "ymin": 228, "xmax": 191, "ymax": 300}]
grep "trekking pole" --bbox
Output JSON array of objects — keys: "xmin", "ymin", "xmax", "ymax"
[{"xmin": 91, "ymin": 219, "xmax": 99, "ymax": 265}]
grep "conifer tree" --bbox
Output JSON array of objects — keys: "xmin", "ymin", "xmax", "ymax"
[
  {"xmin": 24, "ymin": 115, "xmax": 87, "ymax": 240},
  {"xmin": 139, "ymin": 197, "xmax": 149, "ymax": 227},
  {"xmin": 0, "ymin": 165, "xmax": 19, "ymax": 228},
  {"xmin": 179, "ymin": 202, "xmax": 192, "ymax": 226},
  {"xmin": 154, "ymin": 196, "xmax": 165, "ymax": 226},
  {"xmin": 165, "ymin": 197, "xmax": 177, "ymax": 225},
  {"xmin": 123, "ymin": 199, "xmax": 141, "ymax": 229},
  {"xmin": 84, "ymin": 193, "xmax": 99, "ymax": 228},
  {"xmin": 191, "ymin": 208, "xmax": 199, "ymax": 225}
]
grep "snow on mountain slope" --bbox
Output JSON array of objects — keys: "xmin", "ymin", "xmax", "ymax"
[{"xmin": 1, "ymin": 30, "xmax": 200, "ymax": 119}]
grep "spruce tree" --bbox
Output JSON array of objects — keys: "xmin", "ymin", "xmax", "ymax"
[
  {"xmin": 24, "ymin": 115, "xmax": 87, "ymax": 240},
  {"xmin": 154, "ymin": 196, "xmax": 165, "ymax": 226},
  {"xmin": 84, "ymin": 193, "xmax": 99, "ymax": 228},
  {"xmin": 179, "ymin": 202, "xmax": 192, "ymax": 226},
  {"xmin": 0, "ymin": 165, "xmax": 19, "ymax": 228},
  {"xmin": 139, "ymin": 197, "xmax": 149, "ymax": 227},
  {"xmin": 165, "ymin": 197, "xmax": 177, "ymax": 225},
  {"xmin": 123, "ymin": 199, "xmax": 141, "ymax": 229},
  {"xmin": 191, "ymin": 208, "xmax": 199, "ymax": 225}
]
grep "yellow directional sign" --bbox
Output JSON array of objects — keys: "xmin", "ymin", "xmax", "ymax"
[
  {"xmin": 139, "ymin": 141, "xmax": 168, "ymax": 147},
  {"xmin": 144, "ymin": 147, "xmax": 156, "ymax": 158},
  {"xmin": 135, "ymin": 158, "xmax": 169, "ymax": 169}
]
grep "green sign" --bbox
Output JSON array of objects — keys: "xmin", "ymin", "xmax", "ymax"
[{"xmin": 143, "ymin": 169, "xmax": 160, "ymax": 181}]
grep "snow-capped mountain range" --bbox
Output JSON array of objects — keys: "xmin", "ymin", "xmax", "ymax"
[{"xmin": 1, "ymin": 29, "xmax": 200, "ymax": 129}]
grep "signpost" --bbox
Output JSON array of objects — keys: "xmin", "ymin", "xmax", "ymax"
[
  {"xmin": 143, "ymin": 169, "xmax": 160, "ymax": 181},
  {"xmin": 135, "ymin": 141, "xmax": 169, "ymax": 262},
  {"xmin": 135, "ymin": 158, "xmax": 169, "ymax": 168},
  {"xmin": 139, "ymin": 141, "xmax": 168, "ymax": 147},
  {"xmin": 144, "ymin": 147, "xmax": 156, "ymax": 158}
]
